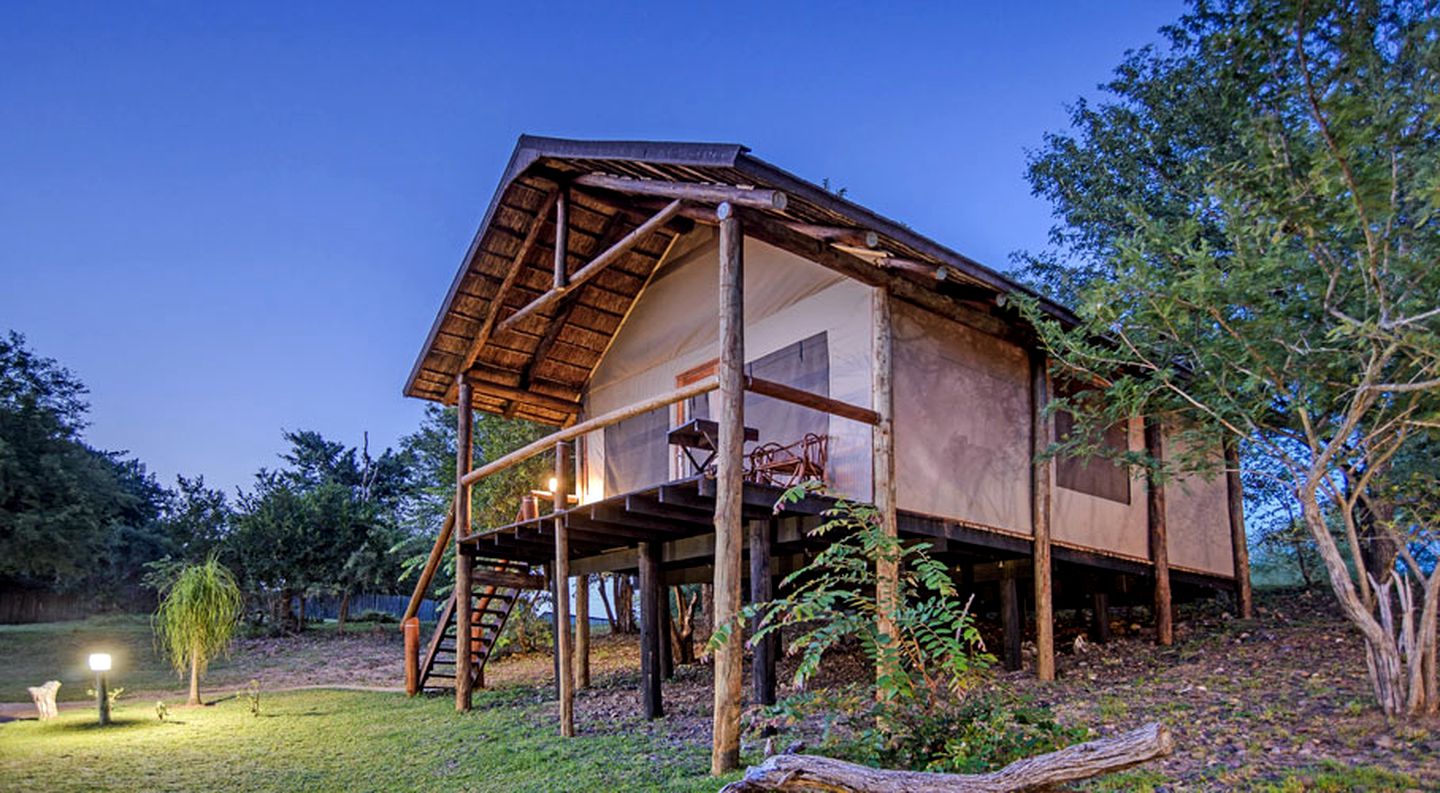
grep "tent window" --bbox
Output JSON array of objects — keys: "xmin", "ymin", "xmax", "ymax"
[{"xmin": 1054, "ymin": 408, "xmax": 1131, "ymax": 504}]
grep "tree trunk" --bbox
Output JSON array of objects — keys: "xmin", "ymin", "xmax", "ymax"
[
  {"xmin": 720, "ymin": 722, "xmax": 1174, "ymax": 793},
  {"xmin": 338, "ymin": 590, "xmax": 351, "ymax": 633},
  {"xmin": 188, "ymin": 650, "xmax": 201, "ymax": 706},
  {"xmin": 597, "ymin": 575, "xmax": 618, "ymax": 632},
  {"xmin": 671, "ymin": 587, "xmax": 697, "ymax": 665}
]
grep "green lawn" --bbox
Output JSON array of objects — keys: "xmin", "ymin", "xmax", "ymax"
[
  {"xmin": 0, "ymin": 615, "xmax": 180, "ymax": 701},
  {"xmin": 1, "ymin": 687, "xmax": 731, "ymax": 792}
]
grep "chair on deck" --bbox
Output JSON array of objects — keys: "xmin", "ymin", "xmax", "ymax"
[{"xmin": 745, "ymin": 433, "xmax": 828, "ymax": 489}]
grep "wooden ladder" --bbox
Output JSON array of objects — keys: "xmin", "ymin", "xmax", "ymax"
[{"xmin": 417, "ymin": 571, "xmax": 526, "ymax": 692}]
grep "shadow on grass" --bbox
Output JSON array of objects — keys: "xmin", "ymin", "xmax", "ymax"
[{"xmin": 48, "ymin": 717, "xmax": 166, "ymax": 734}]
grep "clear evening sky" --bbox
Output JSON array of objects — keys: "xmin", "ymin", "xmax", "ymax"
[{"xmin": 0, "ymin": 2, "xmax": 1183, "ymax": 496}]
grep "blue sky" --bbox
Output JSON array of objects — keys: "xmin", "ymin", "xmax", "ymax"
[{"xmin": 0, "ymin": 1, "xmax": 1184, "ymax": 495}]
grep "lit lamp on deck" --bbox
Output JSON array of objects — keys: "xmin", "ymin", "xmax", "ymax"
[{"xmin": 88, "ymin": 653, "xmax": 112, "ymax": 725}]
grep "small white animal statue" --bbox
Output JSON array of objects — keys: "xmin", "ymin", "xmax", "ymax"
[{"xmin": 28, "ymin": 680, "xmax": 61, "ymax": 720}]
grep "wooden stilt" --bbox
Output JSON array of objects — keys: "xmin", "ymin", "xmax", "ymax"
[
  {"xmin": 750, "ymin": 518, "xmax": 776, "ymax": 707},
  {"xmin": 403, "ymin": 617, "xmax": 420, "ymax": 696},
  {"xmin": 1030, "ymin": 353, "xmax": 1055, "ymax": 681},
  {"xmin": 1225, "ymin": 442, "xmax": 1253, "ymax": 619},
  {"xmin": 1091, "ymin": 590, "xmax": 1112, "ymax": 644},
  {"xmin": 575, "ymin": 573, "xmax": 591, "ymax": 689},
  {"xmin": 872, "ymin": 287, "xmax": 900, "ymax": 688},
  {"xmin": 711, "ymin": 203, "xmax": 745, "ymax": 775},
  {"xmin": 1145, "ymin": 419, "xmax": 1173, "ymax": 646},
  {"xmin": 640, "ymin": 541, "xmax": 663, "ymax": 719},
  {"xmin": 554, "ymin": 442, "xmax": 574, "ymax": 737},
  {"xmin": 454, "ymin": 379, "xmax": 475, "ymax": 712},
  {"xmin": 1000, "ymin": 564, "xmax": 1022, "ymax": 672}
]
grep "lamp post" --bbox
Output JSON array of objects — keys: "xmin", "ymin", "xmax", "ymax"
[{"xmin": 88, "ymin": 653, "xmax": 112, "ymax": 725}]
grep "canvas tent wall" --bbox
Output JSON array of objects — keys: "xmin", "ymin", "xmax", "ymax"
[{"xmin": 581, "ymin": 229, "xmax": 875, "ymax": 502}]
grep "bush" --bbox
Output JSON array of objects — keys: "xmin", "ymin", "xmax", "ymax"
[
  {"xmin": 351, "ymin": 610, "xmax": 398, "ymax": 624},
  {"xmin": 731, "ymin": 482, "xmax": 1084, "ymax": 773}
]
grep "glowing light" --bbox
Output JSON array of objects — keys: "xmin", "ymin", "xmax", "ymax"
[
  {"xmin": 547, "ymin": 477, "xmax": 558, "ymax": 494},
  {"xmin": 88, "ymin": 653, "xmax": 112, "ymax": 672}
]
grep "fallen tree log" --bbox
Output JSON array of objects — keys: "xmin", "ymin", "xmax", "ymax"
[{"xmin": 719, "ymin": 722, "xmax": 1173, "ymax": 793}]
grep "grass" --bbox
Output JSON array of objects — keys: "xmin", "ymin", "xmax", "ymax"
[
  {"xmin": 0, "ymin": 687, "xmax": 732, "ymax": 792},
  {"xmin": 0, "ymin": 615, "xmax": 179, "ymax": 701}
]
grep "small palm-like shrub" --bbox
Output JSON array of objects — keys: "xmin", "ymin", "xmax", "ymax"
[{"xmin": 153, "ymin": 557, "xmax": 243, "ymax": 705}]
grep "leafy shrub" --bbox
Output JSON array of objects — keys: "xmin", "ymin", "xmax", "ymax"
[
  {"xmin": 351, "ymin": 609, "xmax": 398, "ymax": 624},
  {"xmin": 726, "ymin": 482, "xmax": 1082, "ymax": 773}
]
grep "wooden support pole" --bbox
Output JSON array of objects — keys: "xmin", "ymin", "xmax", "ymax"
[
  {"xmin": 403, "ymin": 617, "xmax": 420, "ymax": 696},
  {"xmin": 554, "ymin": 186, "xmax": 570, "ymax": 289},
  {"xmin": 639, "ymin": 541, "xmax": 664, "ymax": 719},
  {"xmin": 1000, "ymin": 564, "xmax": 1022, "ymax": 672},
  {"xmin": 1145, "ymin": 419, "xmax": 1173, "ymax": 646},
  {"xmin": 1030, "ymin": 352, "xmax": 1055, "ymax": 681},
  {"xmin": 871, "ymin": 287, "xmax": 900, "ymax": 687},
  {"xmin": 1225, "ymin": 442, "xmax": 1253, "ymax": 619},
  {"xmin": 749, "ymin": 518, "xmax": 776, "ymax": 707},
  {"xmin": 553, "ymin": 442, "xmax": 574, "ymax": 737},
  {"xmin": 1091, "ymin": 590, "xmax": 1112, "ymax": 644},
  {"xmin": 575, "ymin": 572, "xmax": 591, "ymax": 689},
  {"xmin": 711, "ymin": 203, "xmax": 745, "ymax": 775},
  {"xmin": 454, "ymin": 379, "xmax": 475, "ymax": 712}
]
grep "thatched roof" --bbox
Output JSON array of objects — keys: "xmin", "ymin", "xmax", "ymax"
[{"xmin": 406, "ymin": 135, "xmax": 1073, "ymax": 425}]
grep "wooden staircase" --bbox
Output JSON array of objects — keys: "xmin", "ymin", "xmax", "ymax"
[{"xmin": 417, "ymin": 561, "xmax": 541, "ymax": 692}]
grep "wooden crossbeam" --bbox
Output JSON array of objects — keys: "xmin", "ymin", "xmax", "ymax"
[
  {"xmin": 574, "ymin": 173, "xmax": 786, "ymax": 210},
  {"xmin": 465, "ymin": 378, "xmax": 582, "ymax": 415},
  {"xmin": 496, "ymin": 199, "xmax": 684, "ymax": 336},
  {"xmin": 448, "ymin": 189, "xmax": 561, "ymax": 403},
  {"xmin": 745, "ymin": 376, "xmax": 878, "ymax": 425}
]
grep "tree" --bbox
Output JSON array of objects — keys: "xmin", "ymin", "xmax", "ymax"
[
  {"xmin": 154, "ymin": 557, "xmax": 243, "ymax": 706},
  {"xmin": 1018, "ymin": 0, "xmax": 1440, "ymax": 718},
  {"xmin": 1, "ymin": 331, "xmax": 174, "ymax": 604}
]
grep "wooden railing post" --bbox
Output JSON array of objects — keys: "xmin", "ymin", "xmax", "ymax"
[
  {"xmin": 455, "ymin": 378, "xmax": 476, "ymax": 712},
  {"xmin": 711, "ymin": 202, "xmax": 745, "ymax": 775}
]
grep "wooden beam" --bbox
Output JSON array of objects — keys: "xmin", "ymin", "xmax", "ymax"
[
  {"xmin": 711, "ymin": 204, "xmax": 745, "ymax": 776},
  {"xmin": 750, "ymin": 518, "xmax": 776, "ymax": 707},
  {"xmin": 574, "ymin": 172, "xmax": 787, "ymax": 210},
  {"xmin": 745, "ymin": 376, "xmax": 879, "ymax": 425},
  {"xmin": 472, "ymin": 567, "xmax": 548, "ymax": 590},
  {"xmin": 554, "ymin": 442, "xmax": 574, "ymax": 737},
  {"xmin": 1091, "ymin": 589, "xmax": 1112, "ymax": 644},
  {"xmin": 639, "ymin": 541, "xmax": 664, "ymax": 719},
  {"xmin": 449, "ymin": 189, "xmax": 560, "ymax": 401},
  {"xmin": 783, "ymin": 222, "xmax": 877, "ymax": 248},
  {"xmin": 496, "ymin": 200, "xmax": 684, "ymax": 336},
  {"xmin": 403, "ymin": 505, "xmax": 454, "ymax": 621},
  {"xmin": 455, "ymin": 378, "xmax": 476, "ymax": 712},
  {"xmin": 737, "ymin": 210, "xmax": 1022, "ymax": 344},
  {"xmin": 464, "ymin": 378, "xmax": 582, "ymax": 415},
  {"xmin": 1030, "ymin": 352, "xmax": 1055, "ymax": 681},
  {"xmin": 871, "ymin": 287, "xmax": 900, "ymax": 687},
  {"xmin": 459, "ymin": 376, "xmax": 718, "ymax": 488},
  {"xmin": 1144, "ymin": 419, "xmax": 1173, "ymax": 646},
  {"xmin": 1225, "ymin": 441, "xmax": 1253, "ymax": 619}
]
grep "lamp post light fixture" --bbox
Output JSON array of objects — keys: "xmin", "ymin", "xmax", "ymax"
[{"xmin": 88, "ymin": 653, "xmax": 112, "ymax": 725}]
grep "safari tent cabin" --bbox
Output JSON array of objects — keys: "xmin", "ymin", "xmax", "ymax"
[{"xmin": 398, "ymin": 136, "xmax": 1250, "ymax": 761}]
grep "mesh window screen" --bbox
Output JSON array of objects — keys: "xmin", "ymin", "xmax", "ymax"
[
  {"xmin": 1054, "ymin": 397, "xmax": 1132, "ymax": 504},
  {"xmin": 744, "ymin": 333, "xmax": 829, "ymax": 452}
]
